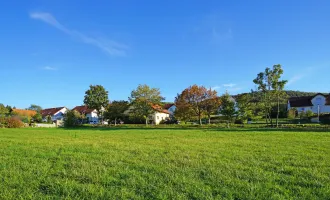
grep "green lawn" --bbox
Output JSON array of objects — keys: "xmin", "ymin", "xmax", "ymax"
[{"xmin": 0, "ymin": 128, "xmax": 330, "ymax": 199}]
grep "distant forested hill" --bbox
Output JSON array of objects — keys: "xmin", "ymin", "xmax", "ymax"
[{"xmin": 234, "ymin": 90, "xmax": 326, "ymax": 99}]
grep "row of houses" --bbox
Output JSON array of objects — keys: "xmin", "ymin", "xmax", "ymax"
[
  {"xmin": 39, "ymin": 104, "xmax": 177, "ymax": 125},
  {"xmin": 17, "ymin": 93, "xmax": 329, "ymax": 125}
]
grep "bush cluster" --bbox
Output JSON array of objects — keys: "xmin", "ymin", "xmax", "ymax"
[{"xmin": 0, "ymin": 117, "xmax": 25, "ymax": 128}]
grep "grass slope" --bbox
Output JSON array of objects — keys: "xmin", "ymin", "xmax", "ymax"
[{"xmin": 0, "ymin": 128, "xmax": 330, "ymax": 199}]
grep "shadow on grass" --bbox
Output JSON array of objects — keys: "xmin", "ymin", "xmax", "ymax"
[{"xmin": 60, "ymin": 126, "xmax": 330, "ymax": 133}]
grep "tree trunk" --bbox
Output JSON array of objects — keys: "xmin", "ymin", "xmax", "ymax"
[
  {"xmin": 145, "ymin": 118, "xmax": 148, "ymax": 126},
  {"xmin": 115, "ymin": 118, "xmax": 117, "ymax": 126},
  {"xmin": 208, "ymin": 114, "xmax": 211, "ymax": 124},
  {"xmin": 199, "ymin": 116, "xmax": 202, "ymax": 125}
]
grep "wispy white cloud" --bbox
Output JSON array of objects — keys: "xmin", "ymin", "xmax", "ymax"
[
  {"xmin": 30, "ymin": 12, "xmax": 128, "ymax": 56},
  {"xmin": 287, "ymin": 74, "xmax": 304, "ymax": 86},
  {"xmin": 226, "ymin": 87, "xmax": 242, "ymax": 92},
  {"xmin": 211, "ymin": 85, "xmax": 221, "ymax": 90},
  {"xmin": 42, "ymin": 66, "xmax": 57, "ymax": 71},
  {"xmin": 211, "ymin": 83, "xmax": 242, "ymax": 93},
  {"xmin": 223, "ymin": 83, "xmax": 236, "ymax": 88}
]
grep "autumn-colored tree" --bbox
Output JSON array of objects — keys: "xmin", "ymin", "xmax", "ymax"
[
  {"xmin": 202, "ymin": 89, "xmax": 221, "ymax": 124},
  {"xmin": 12, "ymin": 109, "xmax": 37, "ymax": 118},
  {"xmin": 174, "ymin": 92, "xmax": 195, "ymax": 123},
  {"xmin": 176, "ymin": 85, "xmax": 217, "ymax": 125}
]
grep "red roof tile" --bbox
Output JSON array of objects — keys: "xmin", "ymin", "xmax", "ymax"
[
  {"xmin": 72, "ymin": 106, "xmax": 95, "ymax": 114},
  {"xmin": 152, "ymin": 105, "xmax": 170, "ymax": 114},
  {"xmin": 40, "ymin": 107, "xmax": 65, "ymax": 117}
]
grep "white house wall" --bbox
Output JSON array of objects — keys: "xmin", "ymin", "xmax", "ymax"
[
  {"xmin": 52, "ymin": 107, "xmax": 68, "ymax": 121},
  {"xmin": 150, "ymin": 112, "xmax": 170, "ymax": 125},
  {"xmin": 290, "ymin": 95, "xmax": 330, "ymax": 114},
  {"xmin": 86, "ymin": 110, "xmax": 99, "ymax": 123}
]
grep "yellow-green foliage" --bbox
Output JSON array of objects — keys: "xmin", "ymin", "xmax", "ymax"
[{"xmin": 0, "ymin": 128, "xmax": 330, "ymax": 199}]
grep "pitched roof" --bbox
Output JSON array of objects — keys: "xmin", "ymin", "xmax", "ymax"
[
  {"xmin": 289, "ymin": 94, "xmax": 330, "ymax": 107},
  {"xmin": 72, "ymin": 106, "xmax": 95, "ymax": 114},
  {"xmin": 152, "ymin": 105, "xmax": 170, "ymax": 114},
  {"xmin": 40, "ymin": 107, "xmax": 65, "ymax": 117},
  {"xmin": 163, "ymin": 104, "xmax": 175, "ymax": 109}
]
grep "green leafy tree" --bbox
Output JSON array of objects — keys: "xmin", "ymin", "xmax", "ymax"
[
  {"xmin": 63, "ymin": 110, "xmax": 81, "ymax": 127},
  {"xmin": 129, "ymin": 84, "xmax": 164, "ymax": 125},
  {"xmin": 219, "ymin": 92, "xmax": 237, "ymax": 128},
  {"xmin": 47, "ymin": 115, "xmax": 52, "ymax": 123},
  {"xmin": 0, "ymin": 104, "xmax": 9, "ymax": 116},
  {"xmin": 253, "ymin": 64, "xmax": 287, "ymax": 127},
  {"xmin": 32, "ymin": 113, "xmax": 43, "ymax": 123},
  {"xmin": 5, "ymin": 105, "xmax": 13, "ymax": 115},
  {"xmin": 236, "ymin": 93, "xmax": 257, "ymax": 122},
  {"xmin": 28, "ymin": 104, "xmax": 42, "ymax": 113},
  {"xmin": 104, "ymin": 100, "xmax": 129, "ymax": 126},
  {"xmin": 83, "ymin": 85, "xmax": 109, "ymax": 123}
]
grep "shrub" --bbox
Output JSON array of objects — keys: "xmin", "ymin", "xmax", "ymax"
[
  {"xmin": 305, "ymin": 110, "xmax": 315, "ymax": 118},
  {"xmin": 0, "ymin": 117, "xmax": 25, "ymax": 128},
  {"xmin": 32, "ymin": 113, "xmax": 43, "ymax": 123},
  {"xmin": 63, "ymin": 110, "xmax": 80, "ymax": 127},
  {"xmin": 287, "ymin": 108, "xmax": 297, "ymax": 119}
]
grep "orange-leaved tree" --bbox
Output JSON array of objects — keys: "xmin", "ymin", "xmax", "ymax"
[
  {"xmin": 176, "ymin": 85, "xmax": 218, "ymax": 125},
  {"xmin": 202, "ymin": 89, "xmax": 221, "ymax": 124}
]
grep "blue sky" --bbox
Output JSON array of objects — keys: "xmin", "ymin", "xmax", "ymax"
[{"xmin": 1, "ymin": 0, "xmax": 330, "ymax": 109}]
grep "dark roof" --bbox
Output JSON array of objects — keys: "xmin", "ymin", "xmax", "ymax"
[
  {"xmin": 40, "ymin": 107, "xmax": 65, "ymax": 117},
  {"xmin": 163, "ymin": 104, "xmax": 175, "ymax": 109},
  {"xmin": 289, "ymin": 93, "xmax": 330, "ymax": 107},
  {"xmin": 289, "ymin": 96, "xmax": 313, "ymax": 107},
  {"xmin": 72, "ymin": 106, "xmax": 95, "ymax": 114}
]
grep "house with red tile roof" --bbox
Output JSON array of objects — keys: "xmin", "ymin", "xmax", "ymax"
[
  {"xmin": 72, "ymin": 105, "xmax": 99, "ymax": 123},
  {"xmin": 124, "ymin": 104, "xmax": 170, "ymax": 125},
  {"xmin": 288, "ymin": 93, "xmax": 330, "ymax": 114},
  {"xmin": 40, "ymin": 107, "xmax": 68, "ymax": 121}
]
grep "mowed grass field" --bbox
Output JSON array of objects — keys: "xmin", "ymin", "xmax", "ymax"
[{"xmin": 0, "ymin": 128, "xmax": 330, "ymax": 199}]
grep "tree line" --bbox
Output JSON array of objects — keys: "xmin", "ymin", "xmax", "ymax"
[
  {"xmin": 68, "ymin": 64, "xmax": 288, "ymax": 127},
  {"xmin": 3, "ymin": 64, "xmax": 309, "ymax": 128}
]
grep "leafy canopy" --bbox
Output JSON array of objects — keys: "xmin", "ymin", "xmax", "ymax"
[
  {"xmin": 129, "ymin": 84, "xmax": 164, "ymax": 124},
  {"xmin": 83, "ymin": 85, "xmax": 109, "ymax": 114},
  {"xmin": 104, "ymin": 100, "xmax": 129, "ymax": 121}
]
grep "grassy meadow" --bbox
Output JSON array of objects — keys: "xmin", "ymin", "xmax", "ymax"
[{"xmin": 0, "ymin": 127, "xmax": 330, "ymax": 199}]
